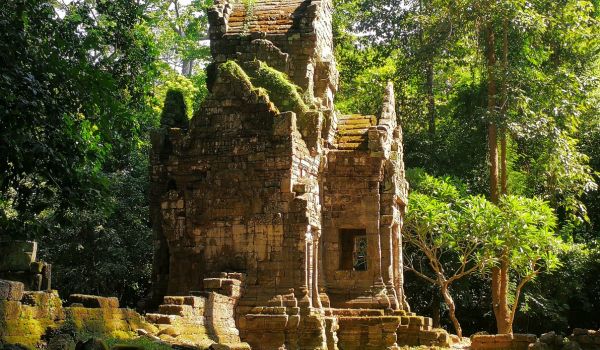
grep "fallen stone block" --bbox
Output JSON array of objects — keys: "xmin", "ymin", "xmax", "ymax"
[
  {"xmin": 514, "ymin": 334, "xmax": 537, "ymax": 343},
  {"xmin": 0, "ymin": 279, "xmax": 24, "ymax": 301},
  {"xmin": 472, "ymin": 335, "xmax": 497, "ymax": 343}
]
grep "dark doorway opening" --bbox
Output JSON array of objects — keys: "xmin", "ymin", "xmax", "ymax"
[{"xmin": 339, "ymin": 229, "xmax": 368, "ymax": 271}]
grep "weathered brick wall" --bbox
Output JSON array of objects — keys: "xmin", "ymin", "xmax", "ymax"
[
  {"xmin": 208, "ymin": 0, "xmax": 338, "ymax": 108},
  {"xmin": 321, "ymin": 83, "xmax": 408, "ymax": 310}
]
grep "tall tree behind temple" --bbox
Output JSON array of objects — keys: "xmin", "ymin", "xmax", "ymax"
[{"xmin": 333, "ymin": 0, "xmax": 600, "ymax": 334}]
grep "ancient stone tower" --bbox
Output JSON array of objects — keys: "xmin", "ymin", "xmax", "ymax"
[{"xmin": 148, "ymin": 0, "xmax": 439, "ymax": 348}]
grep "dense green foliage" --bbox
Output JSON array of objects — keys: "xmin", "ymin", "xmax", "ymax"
[
  {"xmin": 334, "ymin": 0, "xmax": 600, "ymax": 335},
  {"xmin": 0, "ymin": 0, "xmax": 212, "ymax": 307},
  {"xmin": 405, "ymin": 169, "xmax": 563, "ymax": 335}
]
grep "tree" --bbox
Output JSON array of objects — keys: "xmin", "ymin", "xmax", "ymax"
[
  {"xmin": 145, "ymin": 0, "xmax": 212, "ymax": 76},
  {"xmin": 404, "ymin": 170, "xmax": 563, "ymax": 335},
  {"xmin": 490, "ymin": 195, "xmax": 563, "ymax": 333},
  {"xmin": 0, "ymin": 0, "xmax": 157, "ymax": 239},
  {"xmin": 404, "ymin": 170, "xmax": 499, "ymax": 337}
]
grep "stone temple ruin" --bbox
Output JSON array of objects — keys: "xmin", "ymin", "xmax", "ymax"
[
  {"xmin": 0, "ymin": 2, "xmax": 597, "ymax": 350},
  {"xmin": 147, "ymin": 0, "xmax": 449, "ymax": 348},
  {"xmin": 2, "ymin": 1, "xmax": 593, "ymax": 350}
]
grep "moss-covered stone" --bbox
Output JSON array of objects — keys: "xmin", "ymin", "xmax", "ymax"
[
  {"xmin": 249, "ymin": 61, "xmax": 313, "ymax": 118},
  {"xmin": 218, "ymin": 61, "xmax": 253, "ymax": 88},
  {"xmin": 0, "ymin": 242, "xmax": 36, "ymax": 272},
  {"xmin": 160, "ymin": 89, "xmax": 189, "ymax": 129}
]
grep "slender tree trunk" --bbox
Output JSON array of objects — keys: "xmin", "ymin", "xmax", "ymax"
[
  {"xmin": 441, "ymin": 283, "xmax": 462, "ymax": 337},
  {"xmin": 487, "ymin": 22, "xmax": 499, "ymax": 204},
  {"xmin": 500, "ymin": 19, "xmax": 508, "ymax": 196},
  {"xmin": 500, "ymin": 140, "xmax": 507, "ymax": 196},
  {"xmin": 427, "ymin": 60, "xmax": 435, "ymax": 135},
  {"xmin": 432, "ymin": 288, "xmax": 441, "ymax": 328},
  {"xmin": 492, "ymin": 252, "xmax": 512, "ymax": 334}
]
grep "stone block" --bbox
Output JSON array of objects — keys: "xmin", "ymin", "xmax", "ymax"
[
  {"xmin": 474, "ymin": 342, "xmax": 499, "ymax": 350},
  {"xmin": 68, "ymin": 294, "xmax": 119, "ymax": 308},
  {"xmin": 512, "ymin": 341, "xmax": 532, "ymax": 350},
  {"xmin": 419, "ymin": 338, "xmax": 434, "ymax": 346},
  {"xmin": 0, "ymin": 300, "xmax": 22, "ymax": 320},
  {"xmin": 496, "ymin": 334, "xmax": 514, "ymax": 342},
  {"xmin": 419, "ymin": 330, "xmax": 441, "ymax": 341},
  {"xmin": 514, "ymin": 334, "xmax": 537, "ymax": 343},
  {"xmin": 529, "ymin": 341, "xmax": 549, "ymax": 350},
  {"xmin": 41, "ymin": 264, "xmax": 51, "ymax": 290},
  {"xmin": 0, "ymin": 279, "xmax": 24, "ymax": 301},
  {"xmin": 574, "ymin": 329, "xmax": 589, "ymax": 336},
  {"xmin": 29, "ymin": 262, "xmax": 43, "ymax": 274},
  {"xmin": 563, "ymin": 341, "xmax": 582, "ymax": 350},
  {"xmin": 408, "ymin": 316, "xmax": 424, "ymax": 325},
  {"xmin": 472, "ymin": 335, "xmax": 497, "ymax": 343},
  {"xmin": 163, "ymin": 296, "xmax": 186, "ymax": 305},
  {"xmin": 579, "ymin": 336, "xmax": 594, "ymax": 344},
  {"xmin": 540, "ymin": 332, "xmax": 556, "ymax": 344},
  {"xmin": 158, "ymin": 304, "xmax": 193, "ymax": 317}
]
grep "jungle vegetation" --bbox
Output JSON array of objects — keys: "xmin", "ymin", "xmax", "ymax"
[{"xmin": 1, "ymin": 0, "xmax": 600, "ymax": 336}]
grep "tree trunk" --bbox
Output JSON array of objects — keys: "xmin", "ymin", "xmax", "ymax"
[
  {"xmin": 427, "ymin": 60, "xmax": 435, "ymax": 135},
  {"xmin": 432, "ymin": 288, "xmax": 441, "ymax": 328},
  {"xmin": 501, "ymin": 128, "xmax": 507, "ymax": 195},
  {"xmin": 441, "ymin": 283, "xmax": 462, "ymax": 337},
  {"xmin": 487, "ymin": 22, "xmax": 499, "ymax": 204},
  {"xmin": 181, "ymin": 59, "xmax": 194, "ymax": 76},
  {"xmin": 492, "ymin": 253, "xmax": 512, "ymax": 334},
  {"xmin": 500, "ymin": 19, "xmax": 508, "ymax": 196}
]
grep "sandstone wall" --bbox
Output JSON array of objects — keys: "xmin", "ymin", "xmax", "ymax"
[
  {"xmin": 1, "ymin": 276, "xmax": 250, "ymax": 350},
  {"xmin": 208, "ymin": 0, "xmax": 338, "ymax": 108},
  {"xmin": 150, "ymin": 64, "xmax": 323, "ymax": 309}
]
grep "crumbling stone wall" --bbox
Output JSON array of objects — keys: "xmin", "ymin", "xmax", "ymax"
[
  {"xmin": 148, "ymin": 0, "xmax": 417, "ymax": 349},
  {"xmin": 0, "ymin": 284, "xmax": 154, "ymax": 348},
  {"xmin": 1, "ymin": 274, "xmax": 250, "ymax": 349}
]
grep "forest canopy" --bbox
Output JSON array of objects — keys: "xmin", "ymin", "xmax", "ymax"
[{"xmin": 1, "ymin": 0, "xmax": 600, "ymax": 336}]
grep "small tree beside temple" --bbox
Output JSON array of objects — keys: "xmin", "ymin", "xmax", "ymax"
[{"xmin": 404, "ymin": 169, "xmax": 563, "ymax": 335}]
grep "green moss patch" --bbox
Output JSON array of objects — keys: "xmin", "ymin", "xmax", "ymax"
[
  {"xmin": 250, "ymin": 61, "xmax": 313, "ymax": 117},
  {"xmin": 103, "ymin": 337, "xmax": 173, "ymax": 350},
  {"xmin": 160, "ymin": 89, "xmax": 189, "ymax": 129},
  {"xmin": 218, "ymin": 61, "xmax": 252, "ymax": 87}
]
